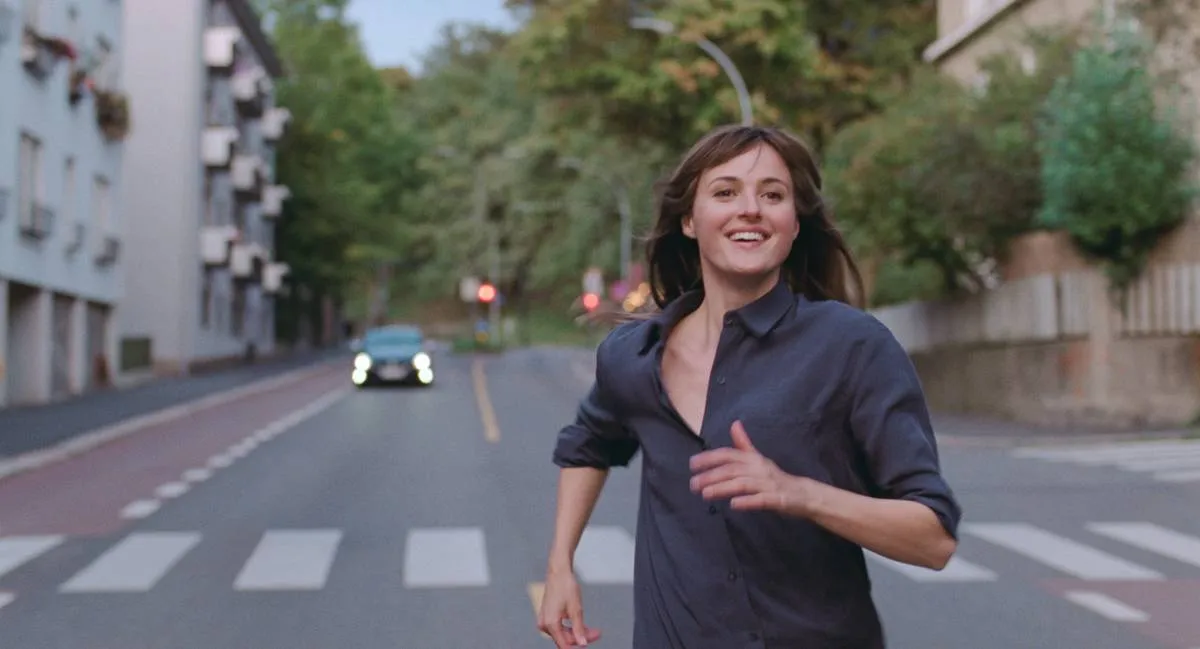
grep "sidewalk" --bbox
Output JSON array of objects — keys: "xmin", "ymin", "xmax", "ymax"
[
  {"xmin": 931, "ymin": 411, "xmax": 1196, "ymax": 447},
  {"xmin": 0, "ymin": 348, "xmax": 346, "ymax": 459}
]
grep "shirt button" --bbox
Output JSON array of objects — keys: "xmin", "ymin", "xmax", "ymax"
[
  {"xmin": 716, "ymin": 377, "xmax": 726, "ymax": 385},
  {"xmin": 749, "ymin": 632, "xmax": 760, "ymax": 641},
  {"xmin": 708, "ymin": 505, "xmax": 718, "ymax": 514},
  {"xmin": 724, "ymin": 317, "xmax": 735, "ymax": 326},
  {"xmin": 727, "ymin": 571, "xmax": 737, "ymax": 582}
]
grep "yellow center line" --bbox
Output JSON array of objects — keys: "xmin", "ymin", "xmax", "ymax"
[{"xmin": 471, "ymin": 357, "xmax": 501, "ymax": 443}]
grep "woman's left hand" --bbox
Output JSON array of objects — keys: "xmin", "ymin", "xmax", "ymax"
[{"xmin": 689, "ymin": 420, "xmax": 811, "ymax": 514}]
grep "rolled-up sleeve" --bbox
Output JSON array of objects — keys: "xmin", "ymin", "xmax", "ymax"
[
  {"xmin": 552, "ymin": 342, "xmax": 640, "ymax": 469},
  {"xmin": 846, "ymin": 321, "xmax": 963, "ymax": 539}
]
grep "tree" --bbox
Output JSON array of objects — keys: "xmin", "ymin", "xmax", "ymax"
[{"xmin": 1037, "ymin": 18, "xmax": 1197, "ymax": 297}]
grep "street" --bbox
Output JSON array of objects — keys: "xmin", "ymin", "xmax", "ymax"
[{"xmin": 0, "ymin": 349, "xmax": 1198, "ymax": 649}]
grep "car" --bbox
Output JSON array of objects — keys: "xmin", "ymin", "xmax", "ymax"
[{"xmin": 351, "ymin": 325, "xmax": 435, "ymax": 388}]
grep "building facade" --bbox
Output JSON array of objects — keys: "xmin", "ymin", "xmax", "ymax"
[
  {"xmin": 0, "ymin": 0, "xmax": 125, "ymax": 407},
  {"xmin": 119, "ymin": 0, "xmax": 291, "ymax": 376}
]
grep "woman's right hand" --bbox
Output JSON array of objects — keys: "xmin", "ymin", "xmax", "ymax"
[{"xmin": 537, "ymin": 568, "xmax": 602, "ymax": 647}]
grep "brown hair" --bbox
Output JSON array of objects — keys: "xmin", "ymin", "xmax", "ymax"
[{"xmin": 644, "ymin": 125, "xmax": 865, "ymax": 310}]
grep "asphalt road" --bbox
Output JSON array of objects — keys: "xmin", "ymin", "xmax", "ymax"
[{"xmin": 0, "ymin": 347, "xmax": 1198, "ymax": 648}]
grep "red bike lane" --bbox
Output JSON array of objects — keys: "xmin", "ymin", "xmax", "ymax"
[{"xmin": 0, "ymin": 366, "xmax": 347, "ymax": 537}]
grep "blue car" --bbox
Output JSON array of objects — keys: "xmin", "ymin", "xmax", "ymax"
[{"xmin": 352, "ymin": 325, "xmax": 435, "ymax": 387}]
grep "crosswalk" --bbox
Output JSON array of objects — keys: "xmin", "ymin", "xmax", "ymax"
[
  {"xmin": 1013, "ymin": 438, "xmax": 1200, "ymax": 483},
  {"xmin": 1, "ymin": 521, "xmax": 1198, "ymax": 599}
]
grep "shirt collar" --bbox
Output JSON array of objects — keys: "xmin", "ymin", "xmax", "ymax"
[{"xmin": 637, "ymin": 278, "xmax": 796, "ymax": 355}]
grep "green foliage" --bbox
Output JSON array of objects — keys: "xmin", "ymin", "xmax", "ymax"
[{"xmin": 1037, "ymin": 20, "xmax": 1197, "ymax": 295}]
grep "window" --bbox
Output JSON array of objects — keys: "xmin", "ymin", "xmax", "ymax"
[
  {"xmin": 200, "ymin": 271, "xmax": 212, "ymax": 329},
  {"xmin": 63, "ymin": 158, "xmax": 75, "ymax": 223},
  {"xmin": 18, "ymin": 133, "xmax": 42, "ymax": 221},
  {"xmin": 231, "ymin": 287, "xmax": 245, "ymax": 337}
]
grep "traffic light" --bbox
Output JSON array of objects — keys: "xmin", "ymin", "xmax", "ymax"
[
  {"xmin": 477, "ymin": 283, "xmax": 497, "ymax": 303},
  {"xmin": 582, "ymin": 292, "xmax": 600, "ymax": 311}
]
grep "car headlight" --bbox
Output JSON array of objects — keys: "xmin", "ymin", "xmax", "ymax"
[
  {"xmin": 412, "ymin": 352, "xmax": 431, "ymax": 371},
  {"xmin": 354, "ymin": 353, "xmax": 372, "ymax": 371}
]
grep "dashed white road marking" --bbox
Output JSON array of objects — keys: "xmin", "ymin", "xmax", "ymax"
[
  {"xmin": 573, "ymin": 525, "xmax": 635, "ymax": 584},
  {"xmin": 0, "ymin": 536, "xmax": 64, "ymax": 579},
  {"xmin": 155, "ymin": 482, "xmax": 189, "ymax": 499},
  {"xmin": 61, "ymin": 532, "xmax": 201, "ymax": 593},
  {"xmin": 963, "ymin": 523, "xmax": 1163, "ymax": 581},
  {"xmin": 182, "ymin": 468, "xmax": 212, "ymax": 483},
  {"xmin": 234, "ymin": 530, "xmax": 343, "ymax": 591},
  {"xmin": 867, "ymin": 552, "xmax": 998, "ymax": 582},
  {"xmin": 119, "ymin": 499, "xmax": 161, "ymax": 519},
  {"xmin": 208, "ymin": 454, "xmax": 234, "ymax": 469},
  {"xmin": 1064, "ymin": 591, "xmax": 1149, "ymax": 622},
  {"xmin": 0, "ymin": 592, "xmax": 14, "ymax": 610},
  {"xmin": 403, "ymin": 527, "xmax": 490, "ymax": 588},
  {"xmin": 1088, "ymin": 522, "xmax": 1200, "ymax": 569}
]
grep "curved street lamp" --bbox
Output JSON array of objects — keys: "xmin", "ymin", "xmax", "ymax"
[{"xmin": 630, "ymin": 16, "xmax": 753, "ymax": 126}]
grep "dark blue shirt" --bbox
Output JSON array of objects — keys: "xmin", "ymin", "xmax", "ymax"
[{"xmin": 553, "ymin": 279, "xmax": 962, "ymax": 649}]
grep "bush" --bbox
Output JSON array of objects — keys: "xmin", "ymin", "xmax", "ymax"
[{"xmin": 1037, "ymin": 19, "xmax": 1198, "ymax": 296}]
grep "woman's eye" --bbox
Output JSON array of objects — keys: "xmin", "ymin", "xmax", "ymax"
[
  {"xmin": 714, "ymin": 189, "xmax": 733, "ymax": 198},
  {"xmin": 764, "ymin": 192, "xmax": 784, "ymax": 201}
]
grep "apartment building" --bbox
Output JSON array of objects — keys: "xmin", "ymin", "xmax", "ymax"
[
  {"xmin": 119, "ymin": 0, "xmax": 291, "ymax": 376},
  {"xmin": 0, "ymin": 0, "xmax": 125, "ymax": 407}
]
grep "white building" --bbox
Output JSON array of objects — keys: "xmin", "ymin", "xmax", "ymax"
[
  {"xmin": 118, "ymin": 0, "xmax": 291, "ymax": 376},
  {"xmin": 0, "ymin": 0, "xmax": 126, "ymax": 407}
]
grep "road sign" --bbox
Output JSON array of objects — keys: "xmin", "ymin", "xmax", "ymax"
[
  {"xmin": 460, "ymin": 276, "xmax": 480, "ymax": 303},
  {"xmin": 583, "ymin": 267, "xmax": 604, "ymax": 297}
]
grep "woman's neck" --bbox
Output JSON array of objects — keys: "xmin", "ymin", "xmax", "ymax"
[{"xmin": 690, "ymin": 271, "xmax": 780, "ymax": 345}]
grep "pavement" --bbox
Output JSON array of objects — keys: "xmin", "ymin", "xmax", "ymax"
[{"xmin": 0, "ymin": 345, "xmax": 1197, "ymax": 648}]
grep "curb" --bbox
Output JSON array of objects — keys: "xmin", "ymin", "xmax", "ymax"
[{"xmin": 0, "ymin": 360, "xmax": 340, "ymax": 484}]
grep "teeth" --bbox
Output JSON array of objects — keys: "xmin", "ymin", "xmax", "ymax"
[{"xmin": 730, "ymin": 232, "xmax": 765, "ymax": 241}]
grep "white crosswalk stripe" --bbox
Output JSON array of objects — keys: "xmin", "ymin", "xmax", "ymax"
[
  {"xmin": 0, "ymin": 521, "xmax": 1196, "ymax": 609},
  {"xmin": 1013, "ymin": 438, "xmax": 1200, "ymax": 483}
]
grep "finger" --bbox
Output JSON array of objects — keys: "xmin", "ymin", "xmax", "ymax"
[
  {"xmin": 730, "ymin": 420, "xmax": 758, "ymax": 453},
  {"xmin": 569, "ymin": 605, "xmax": 589, "ymax": 646},
  {"xmin": 585, "ymin": 626, "xmax": 603, "ymax": 643},
  {"xmin": 690, "ymin": 464, "xmax": 743, "ymax": 493},
  {"xmin": 689, "ymin": 447, "xmax": 746, "ymax": 472},
  {"xmin": 546, "ymin": 620, "xmax": 572, "ymax": 648},
  {"xmin": 730, "ymin": 493, "xmax": 774, "ymax": 510},
  {"xmin": 701, "ymin": 476, "xmax": 761, "ymax": 501}
]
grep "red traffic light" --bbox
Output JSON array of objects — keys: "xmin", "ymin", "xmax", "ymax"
[
  {"xmin": 477, "ymin": 283, "xmax": 497, "ymax": 303},
  {"xmin": 582, "ymin": 292, "xmax": 600, "ymax": 311}
]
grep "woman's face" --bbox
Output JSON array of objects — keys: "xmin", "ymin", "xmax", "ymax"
[{"xmin": 683, "ymin": 143, "xmax": 800, "ymax": 283}]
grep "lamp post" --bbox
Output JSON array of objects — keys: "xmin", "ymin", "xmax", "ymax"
[{"xmin": 630, "ymin": 16, "xmax": 753, "ymax": 127}]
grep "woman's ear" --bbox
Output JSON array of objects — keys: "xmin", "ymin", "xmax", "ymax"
[{"xmin": 682, "ymin": 215, "xmax": 697, "ymax": 239}]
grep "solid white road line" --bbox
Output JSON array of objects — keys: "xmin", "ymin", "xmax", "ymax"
[
  {"xmin": 233, "ymin": 530, "xmax": 343, "ymax": 591},
  {"xmin": 403, "ymin": 528, "xmax": 490, "ymax": 588},
  {"xmin": 963, "ymin": 523, "xmax": 1163, "ymax": 581},
  {"xmin": 1064, "ymin": 591, "xmax": 1149, "ymax": 622},
  {"xmin": 60, "ymin": 532, "xmax": 200, "ymax": 593},
  {"xmin": 866, "ymin": 552, "xmax": 998, "ymax": 582},
  {"xmin": 0, "ymin": 536, "xmax": 63, "ymax": 579},
  {"xmin": 573, "ymin": 525, "xmax": 636, "ymax": 584},
  {"xmin": 1088, "ymin": 522, "xmax": 1200, "ymax": 569}
]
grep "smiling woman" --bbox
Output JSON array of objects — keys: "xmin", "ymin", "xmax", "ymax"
[{"xmin": 538, "ymin": 125, "xmax": 962, "ymax": 649}]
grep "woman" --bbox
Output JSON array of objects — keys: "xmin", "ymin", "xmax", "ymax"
[{"xmin": 538, "ymin": 125, "xmax": 962, "ymax": 649}]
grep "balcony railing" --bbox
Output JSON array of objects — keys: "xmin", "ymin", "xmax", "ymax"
[
  {"xmin": 263, "ymin": 262, "xmax": 290, "ymax": 294},
  {"xmin": 230, "ymin": 242, "xmax": 266, "ymax": 280},
  {"xmin": 232, "ymin": 66, "xmax": 267, "ymax": 116},
  {"xmin": 203, "ymin": 126, "xmax": 240, "ymax": 168},
  {"xmin": 204, "ymin": 26, "xmax": 241, "ymax": 71},
  {"xmin": 261, "ymin": 185, "xmax": 291, "ymax": 218},
  {"xmin": 21, "ymin": 26, "xmax": 73, "ymax": 80},
  {"xmin": 20, "ymin": 201, "xmax": 53, "ymax": 239},
  {"xmin": 231, "ymin": 154, "xmax": 265, "ymax": 196},
  {"xmin": 261, "ymin": 107, "xmax": 292, "ymax": 142},
  {"xmin": 201, "ymin": 225, "xmax": 239, "ymax": 266}
]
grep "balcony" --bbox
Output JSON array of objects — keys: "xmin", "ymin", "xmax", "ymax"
[
  {"xmin": 230, "ymin": 242, "xmax": 266, "ymax": 280},
  {"xmin": 204, "ymin": 26, "xmax": 241, "ymax": 71},
  {"xmin": 201, "ymin": 225, "xmax": 239, "ymax": 266},
  {"xmin": 231, "ymin": 154, "xmax": 265, "ymax": 197},
  {"xmin": 232, "ymin": 66, "xmax": 267, "ymax": 116},
  {"xmin": 203, "ymin": 126, "xmax": 239, "ymax": 168},
  {"xmin": 94, "ymin": 233, "xmax": 120, "ymax": 266},
  {"xmin": 261, "ymin": 107, "xmax": 292, "ymax": 142},
  {"xmin": 21, "ymin": 26, "xmax": 74, "ymax": 80},
  {"xmin": 261, "ymin": 185, "xmax": 291, "ymax": 218},
  {"xmin": 0, "ymin": 187, "xmax": 9, "ymax": 221},
  {"xmin": 263, "ymin": 262, "xmax": 290, "ymax": 294},
  {"xmin": 19, "ymin": 202, "xmax": 53, "ymax": 239}
]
